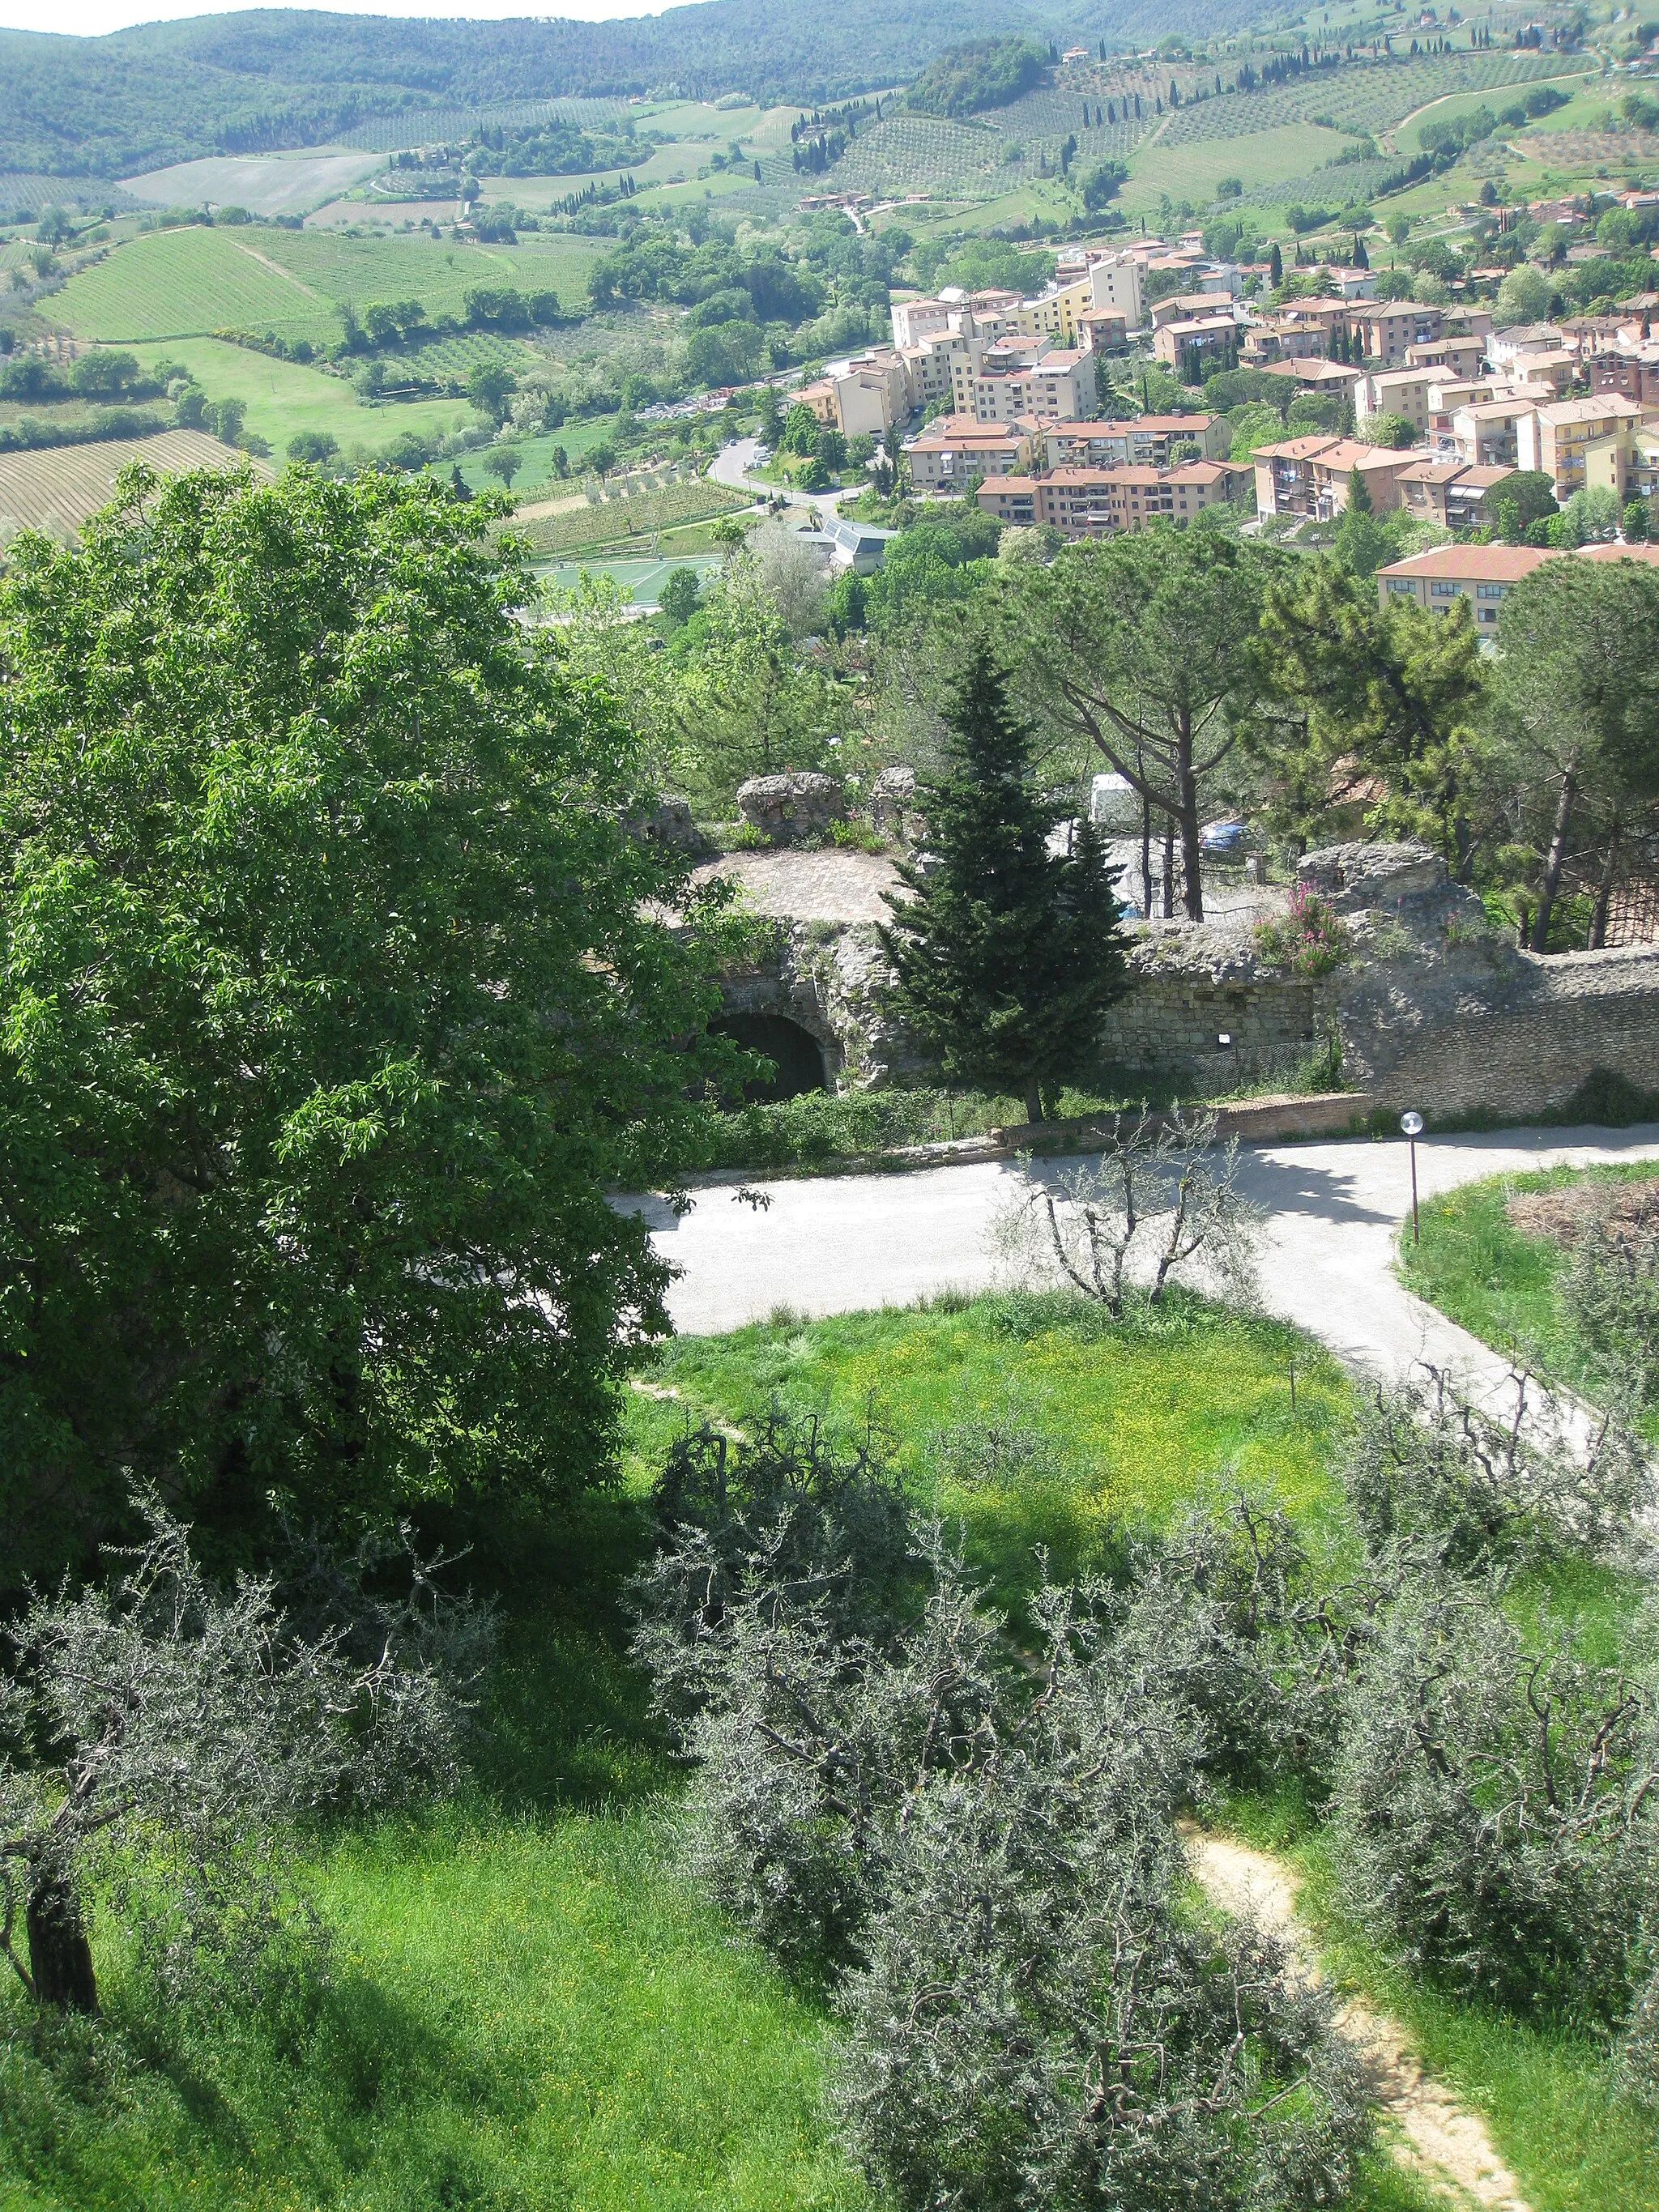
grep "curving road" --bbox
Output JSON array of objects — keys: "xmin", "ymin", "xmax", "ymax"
[
  {"xmin": 623, "ymin": 1123, "xmax": 1659, "ymax": 1398},
  {"xmin": 708, "ymin": 436, "xmax": 850, "ymax": 525}
]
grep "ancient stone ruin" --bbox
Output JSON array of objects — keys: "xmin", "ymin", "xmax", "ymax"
[
  {"xmin": 734, "ymin": 771, "xmax": 845, "ymax": 846},
  {"xmin": 706, "ymin": 839, "xmax": 1659, "ymax": 1122}
]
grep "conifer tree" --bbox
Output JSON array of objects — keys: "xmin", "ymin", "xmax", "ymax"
[{"xmin": 878, "ymin": 647, "xmax": 1129, "ymax": 1125}]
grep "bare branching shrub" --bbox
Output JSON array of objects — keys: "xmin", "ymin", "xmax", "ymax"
[
  {"xmin": 629, "ymin": 1412, "xmax": 919, "ymax": 1727},
  {"xmin": 1115, "ymin": 1494, "xmax": 1359, "ymax": 1793},
  {"xmin": 1562, "ymin": 1208, "xmax": 1659, "ymax": 1401},
  {"xmin": 1341, "ymin": 1366, "xmax": 1654, "ymax": 1575},
  {"xmin": 0, "ymin": 1494, "xmax": 489, "ymax": 2016},
  {"xmin": 992, "ymin": 1110, "xmax": 1262, "ymax": 1317},
  {"xmin": 1331, "ymin": 1571, "xmax": 1653, "ymax": 2018},
  {"xmin": 831, "ymin": 1575, "xmax": 1366, "ymax": 2211}
]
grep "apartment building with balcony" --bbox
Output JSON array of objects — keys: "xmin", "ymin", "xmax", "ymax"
[
  {"xmin": 903, "ymin": 415, "xmax": 1038, "ymax": 492},
  {"xmin": 949, "ymin": 335, "xmax": 1097, "ymax": 422},
  {"xmin": 975, "ymin": 459, "xmax": 1239, "ymax": 538},
  {"xmin": 1393, "ymin": 458, "xmax": 1516, "ymax": 530},
  {"xmin": 1252, "ymin": 434, "xmax": 1427, "ymax": 518},
  {"xmin": 1152, "ymin": 313, "xmax": 1244, "ymax": 370},
  {"xmin": 1042, "ymin": 414, "xmax": 1227, "ymax": 468},
  {"xmin": 1361, "ymin": 364, "xmax": 1444, "ymax": 433},
  {"xmin": 1517, "ymin": 392, "xmax": 1651, "ymax": 500},
  {"xmin": 1378, "ymin": 539, "xmax": 1659, "ymax": 621},
  {"xmin": 1350, "ymin": 301, "xmax": 1444, "ymax": 365}
]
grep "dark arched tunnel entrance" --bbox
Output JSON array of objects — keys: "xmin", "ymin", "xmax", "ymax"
[{"xmin": 710, "ymin": 1012, "xmax": 830, "ymax": 1102}]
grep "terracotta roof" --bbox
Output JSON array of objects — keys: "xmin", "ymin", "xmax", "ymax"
[{"xmin": 1378, "ymin": 545, "xmax": 1550, "ymax": 582}]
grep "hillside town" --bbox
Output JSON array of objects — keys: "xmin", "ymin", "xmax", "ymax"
[{"xmin": 777, "ymin": 207, "xmax": 1659, "ymax": 578}]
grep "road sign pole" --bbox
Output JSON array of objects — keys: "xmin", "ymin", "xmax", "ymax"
[{"xmin": 1399, "ymin": 1110, "xmax": 1424, "ymax": 1245}]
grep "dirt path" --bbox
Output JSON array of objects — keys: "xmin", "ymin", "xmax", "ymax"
[
  {"xmin": 228, "ymin": 240, "xmax": 326, "ymax": 300},
  {"xmin": 1186, "ymin": 1831, "xmax": 1531, "ymax": 2211}
]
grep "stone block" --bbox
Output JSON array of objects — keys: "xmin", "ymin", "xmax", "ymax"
[{"xmin": 736, "ymin": 771, "xmax": 846, "ymax": 846}]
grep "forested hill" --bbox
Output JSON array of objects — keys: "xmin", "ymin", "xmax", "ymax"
[{"xmin": 0, "ymin": 0, "xmax": 1265, "ymax": 177}]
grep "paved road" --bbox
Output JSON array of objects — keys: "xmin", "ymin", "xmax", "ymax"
[
  {"xmin": 624, "ymin": 1124, "xmax": 1659, "ymax": 1397},
  {"xmin": 708, "ymin": 436, "xmax": 848, "ymax": 523}
]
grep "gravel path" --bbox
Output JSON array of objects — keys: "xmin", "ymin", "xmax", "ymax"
[
  {"xmin": 1188, "ymin": 1831, "xmax": 1531, "ymax": 2210},
  {"xmin": 625, "ymin": 1124, "xmax": 1659, "ymax": 1392}
]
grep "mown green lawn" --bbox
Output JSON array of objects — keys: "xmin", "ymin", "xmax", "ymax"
[
  {"xmin": 1397, "ymin": 1159, "xmax": 1659, "ymax": 1404},
  {"xmin": 126, "ymin": 337, "xmax": 474, "ymax": 459}
]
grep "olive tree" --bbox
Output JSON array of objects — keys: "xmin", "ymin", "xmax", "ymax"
[
  {"xmin": 991, "ymin": 1109, "xmax": 1262, "ymax": 1315},
  {"xmin": 0, "ymin": 1497, "xmax": 488, "ymax": 2014}
]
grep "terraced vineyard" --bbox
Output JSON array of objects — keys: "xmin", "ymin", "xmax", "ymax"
[
  {"xmin": 55, "ymin": 224, "xmax": 603, "ymax": 347},
  {"xmin": 54, "ymin": 228, "xmax": 335, "ymax": 343},
  {"xmin": 334, "ymin": 96, "xmax": 634, "ymax": 152},
  {"xmin": 0, "ymin": 427, "xmax": 258, "ymax": 539},
  {"xmin": 395, "ymin": 330, "xmax": 545, "ymax": 381},
  {"xmin": 515, "ymin": 476, "xmax": 748, "ymax": 556},
  {"xmin": 1156, "ymin": 47, "xmax": 1596, "ymax": 149}
]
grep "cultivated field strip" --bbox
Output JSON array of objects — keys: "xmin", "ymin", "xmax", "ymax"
[
  {"xmin": 514, "ymin": 476, "xmax": 748, "ymax": 556},
  {"xmin": 1157, "ymin": 48, "xmax": 1595, "ymax": 148},
  {"xmin": 334, "ymin": 96, "xmax": 635, "ymax": 154},
  {"xmin": 0, "ymin": 428, "xmax": 259, "ymax": 539}
]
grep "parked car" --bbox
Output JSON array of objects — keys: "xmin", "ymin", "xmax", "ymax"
[{"xmin": 1200, "ymin": 819, "xmax": 1247, "ymax": 859}]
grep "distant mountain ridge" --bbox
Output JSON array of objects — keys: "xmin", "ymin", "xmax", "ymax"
[{"xmin": 0, "ymin": 0, "xmax": 1265, "ymax": 179}]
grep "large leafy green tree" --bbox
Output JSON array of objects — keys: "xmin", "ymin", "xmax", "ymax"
[
  {"xmin": 1252, "ymin": 559, "xmax": 1489, "ymax": 872},
  {"xmin": 878, "ymin": 646, "xmax": 1128, "ymax": 1125},
  {"xmin": 0, "ymin": 463, "xmax": 731, "ymax": 1582},
  {"xmin": 1490, "ymin": 555, "xmax": 1659, "ymax": 949},
  {"xmin": 1007, "ymin": 526, "xmax": 1284, "ymax": 922}
]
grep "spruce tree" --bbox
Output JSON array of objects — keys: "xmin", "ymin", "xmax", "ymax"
[{"xmin": 878, "ymin": 647, "xmax": 1129, "ymax": 1126}]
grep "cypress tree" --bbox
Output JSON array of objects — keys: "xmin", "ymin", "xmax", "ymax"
[
  {"xmin": 877, "ymin": 647, "xmax": 1130, "ymax": 1126},
  {"xmin": 1269, "ymin": 239, "xmax": 1283, "ymax": 287}
]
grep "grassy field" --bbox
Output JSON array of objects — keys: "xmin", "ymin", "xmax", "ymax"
[
  {"xmin": 118, "ymin": 150, "xmax": 386, "ymax": 217},
  {"xmin": 54, "ymin": 225, "xmax": 601, "ymax": 347},
  {"xmin": 1396, "ymin": 1159, "xmax": 1659, "ymax": 1405},
  {"xmin": 126, "ymin": 337, "xmax": 472, "ymax": 458},
  {"xmin": 2, "ymin": 1285, "xmax": 1653, "ymax": 2207},
  {"xmin": 540, "ymin": 550, "xmax": 724, "ymax": 603},
  {"xmin": 623, "ymin": 1294, "xmax": 1352, "ymax": 1617}
]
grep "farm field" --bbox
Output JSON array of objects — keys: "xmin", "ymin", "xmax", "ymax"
[
  {"xmin": 1123, "ymin": 121, "xmax": 1357, "ymax": 212},
  {"xmin": 0, "ymin": 426, "xmax": 255, "ymax": 539},
  {"xmin": 1394, "ymin": 71, "xmax": 1596, "ymax": 155},
  {"xmin": 126, "ymin": 337, "xmax": 472, "ymax": 458},
  {"xmin": 515, "ymin": 476, "xmax": 750, "ymax": 556},
  {"xmin": 119, "ymin": 150, "xmax": 387, "ymax": 216},
  {"xmin": 429, "ymin": 414, "xmax": 625, "ymax": 495},
  {"xmin": 54, "ymin": 224, "xmax": 603, "ymax": 348}
]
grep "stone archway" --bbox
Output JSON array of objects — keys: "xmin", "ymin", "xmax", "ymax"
[{"xmin": 710, "ymin": 1011, "xmax": 830, "ymax": 1102}]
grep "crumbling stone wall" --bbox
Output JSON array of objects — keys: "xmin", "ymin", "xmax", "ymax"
[{"xmin": 714, "ymin": 842, "xmax": 1659, "ymax": 1123}]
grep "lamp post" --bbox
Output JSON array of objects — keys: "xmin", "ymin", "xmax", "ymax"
[{"xmin": 1400, "ymin": 1110, "xmax": 1423, "ymax": 1244}]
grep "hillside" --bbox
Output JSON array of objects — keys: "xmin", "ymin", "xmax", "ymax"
[{"xmin": 0, "ymin": 0, "xmax": 1269, "ymax": 177}]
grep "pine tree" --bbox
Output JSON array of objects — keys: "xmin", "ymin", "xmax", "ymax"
[
  {"xmin": 877, "ymin": 648, "xmax": 1129, "ymax": 1125},
  {"xmin": 1347, "ymin": 464, "xmax": 1373, "ymax": 513}
]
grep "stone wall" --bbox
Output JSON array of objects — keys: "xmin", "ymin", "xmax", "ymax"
[{"xmin": 713, "ymin": 842, "xmax": 1659, "ymax": 1125}]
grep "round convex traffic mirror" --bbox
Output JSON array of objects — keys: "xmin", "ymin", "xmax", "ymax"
[{"xmin": 1400, "ymin": 1110, "xmax": 1424, "ymax": 1137}]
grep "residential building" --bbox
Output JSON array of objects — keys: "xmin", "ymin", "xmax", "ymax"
[
  {"xmin": 1350, "ymin": 301, "xmax": 1444, "ymax": 365},
  {"xmin": 1362, "ymin": 364, "xmax": 1444, "ymax": 433},
  {"xmin": 1256, "ymin": 356, "xmax": 1366, "ymax": 402},
  {"xmin": 1589, "ymin": 347, "xmax": 1659, "ymax": 408},
  {"xmin": 1151, "ymin": 291, "xmax": 1234, "ymax": 331},
  {"xmin": 1447, "ymin": 395, "xmax": 1542, "ymax": 467},
  {"xmin": 950, "ymin": 335, "xmax": 1096, "ymax": 422},
  {"xmin": 1377, "ymin": 539, "xmax": 1659, "ymax": 620},
  {"xmin": 1517, "ymin": 393, "xmax": 1650, "ymax": 501},
  {"xmin": 1486, "ymin": 321, "xmax": 1563, "ymax": 370},
  {"xmin": 1405, "ymin": 334, "xmax": 1486, "ymax": 379},
  {"xmin": 1076, "ymin": 309, "xmax": 1132, "ymax": 356},
  {"xmin": 889, "ymin": 296, "xmax": 953, "ymax": 348},
  {"xmin": 1252, "ymin": 434, "xmax": 1427, "ymax": 519},
  {"xmin": 1393, "ymin": 458, "xmax": 1516, "ymax": 530},
  {"xmin": 823, "ymin": 349, "xmax": 912, "ymax": 437},
  {"xmin": 975, "ymin": 460, "xmax": 1240, "ymax": 538},
  {"xmin": 795, "ymin": 378, "xmax": 838, "ymax": 427},
  {"xmin": 903, "ymin": 415, "xmax": 1038, "ymax": 492},
  {"xmin": 1375, "ymin": 542, "xmax": 1550, "ymax": 623},
  {"xmin": 1043, "ymin": 414, "xmax": 1227, "ymax": 468},
  {"xmin": 1583, "ymin": 420, "xmax": 1659, "ymax": 505},
  {"xmin": 1152, "ymin": 313, "xmax": 1243, "ymax": 370},
  {"xmin": 1241, "ymin": 299, "xmax": 1348, "ymax": 363}
]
